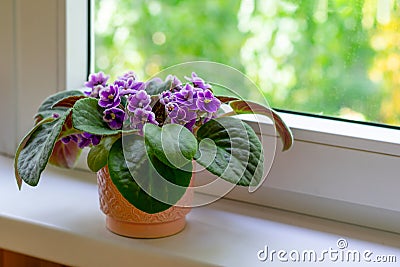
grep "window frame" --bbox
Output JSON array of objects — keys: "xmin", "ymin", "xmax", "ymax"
[
  {"xmin": 0, "ymin": 0, "xmax": 89, "ymax": 156},
  {"xmin": 1, "ymin": 0, "xmax": 399, "ymax": 234}
]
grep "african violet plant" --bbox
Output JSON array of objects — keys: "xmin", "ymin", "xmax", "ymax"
[{"xmin": 14, "ymin": 71, "xmax": 293, "ymax": 214}]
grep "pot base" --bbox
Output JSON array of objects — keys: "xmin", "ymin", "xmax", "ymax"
[{"xmin": 105, "ymin": 216, "xmax": 187, "ymax": 238}]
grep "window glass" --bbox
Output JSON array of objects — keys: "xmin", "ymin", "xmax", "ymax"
[{"xmin": 94, "ymin": 0, "xmax": 400, "ymax": 126}]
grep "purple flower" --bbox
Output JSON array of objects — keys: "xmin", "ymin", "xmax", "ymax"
[
  {"xmin": 61, "ymin": 136, "xmax": 70, "ymax": 144},
  {"xmin": 165, "ymin": 102, "xmax": 178, "ymax": 114},
  {"xmin": 133, "ymin": 108, "xmax": 158, "ymax": 124},
  {"xmin": 130, "ymin": 108, "xmax": 158, "ymax": 134},
  {"xmin": 103, "ymin": 107, "xmax": 126, "ymax": 130},
  {"xmin": 131, "ymin": 82, "xmax": 145, "ymax": 91},
  {"xmin": 196, "ymin": 89, "xmax": 221, "ymax": 113},
  {"xmin": 85, "ymin": 85, "xmax": 104, "ymax": 98},
  {"xmin": 166, "ymin": 103, "xmax": 197, "ymax": 125},
  {"xmin": 85, "ymin": 72, "xmax": 109, "ymax": 88},
  {"xmin": 184, "ymin": 118, "xmax": 197, "ymax": 132},
  {"xmin": 118, "ymin": 71, "xmax": 137, "ymax": 81},
  {"xmin": 78, "ymin": 132, "xmax": 101, "ymax": 148},
  {"xmin": 166, "ymin": 74, "xmax": 183, "ymax": 91},
  {"xmin": 159, "ymin": 91, "xmax": 175, "ymax": 105},
  {"xmin": 114, "ymin": 78, "xmax": 135, "ymax": 95},
  {"xmin": 185, "ymin": 72, "xmax": 212, "ymax": 90},
  {"xmin": 127, "ymin": 90, "xmax": 151, "ymax": 111},
  {"xmin": 98, "ymin": 85, "xmax": 121, "ymax": 108},
  {"xmin": 174, "ymin": 83, "xmax": 197, "ymax": 109},
  {"xmin": 61, "ymin": 134, "xmax": 78, "ymax": 144},
  {"xmin": 114, "ymin": 78, "xmax": 144, "ymax": 95},
  {"xmin": 84, "ymin": 72, "xmax": 110, "ymax": 96}
]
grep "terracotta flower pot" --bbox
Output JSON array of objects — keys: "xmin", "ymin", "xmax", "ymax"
[{"xmin": 97, "ymin": 167, "xmax": 193, "ymax": 238}]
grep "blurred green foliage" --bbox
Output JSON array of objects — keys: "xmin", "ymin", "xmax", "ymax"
[{"xmin": 95, "ymin": 0, "xmax": 400, "ymax": 126}]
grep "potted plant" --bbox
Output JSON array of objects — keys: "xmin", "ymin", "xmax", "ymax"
[{"xmin": 14, "ymin": 69, "xmax": 293, "ymax": 238}]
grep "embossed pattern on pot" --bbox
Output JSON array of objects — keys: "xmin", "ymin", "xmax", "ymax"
[{"xmin": 97, "ymin": 166, "xmax": 194, "ymax": 238}]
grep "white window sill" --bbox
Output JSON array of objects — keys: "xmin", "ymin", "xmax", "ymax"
[{"xmin": 0, "ymin": 155, "xmax": 399, "ymax": 267}]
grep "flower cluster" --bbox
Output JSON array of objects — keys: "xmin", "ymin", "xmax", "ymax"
[
  {"xmin": 81, "ymin": 70, "xmax": 221, "ymax": 137},
  {"xmin": 159, "ymin": 72, "xmax": 221, "ymax": 131}
]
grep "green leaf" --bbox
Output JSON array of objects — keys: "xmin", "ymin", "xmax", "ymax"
[
  {"xmin": 108, "ymin": 136, "xmax": 192, "ymax": 214},
  {"xmin": 16, "ymin": 110, "xmax": 71, "ymax": 187},
  {"xmin": 144, "ymin": 78, "xmax": 172, "ymax": 95},
  {"xmin": 38, "ymin": 90, "xmax": 84, "ymax": 112},
  {"xmin": 144, "ymin": 124, "xmax": 197, "ymax": 169},
  {"xmin": 72, "ymin": 98, "xmax": 120, "ymax": 135},
  {"xmin": 229, "ymin": 100, "xmax": 293, "ymax": 151},
  {"xmin": 195, "ymin": 117, "xmax": 264, "ymax": 187},
  {"xmin": 87, "ymin": 135, "xmax": 120, "ymax": 172},
  {"xmin": 49, "ymin": 140, "xmax": 82, "ymax": 169},
  {"xmin": 14, "ymin": 117, "xmax": 55, "ymax": 189},
  {"xmin": 35, "ymin": 91, "xmax": 85, "ymax": 123}
]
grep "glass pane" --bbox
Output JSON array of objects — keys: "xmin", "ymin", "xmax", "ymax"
[{"xmin": 94, "ymin": 0, "xmax": 400, "ymax": 126}]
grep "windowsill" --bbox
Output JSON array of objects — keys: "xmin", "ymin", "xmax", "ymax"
[{"xmin": 1, "ymin": 155, "xmax": 399, "ymax": 266}]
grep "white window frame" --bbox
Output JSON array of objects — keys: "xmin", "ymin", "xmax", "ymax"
[
  {"xmin": 0, "ymin": 0, "xmax": 89, "ymax": 154},
  {"xmin": 1, "ymin": 0, "xmax": 399, "ymax": 234}
]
